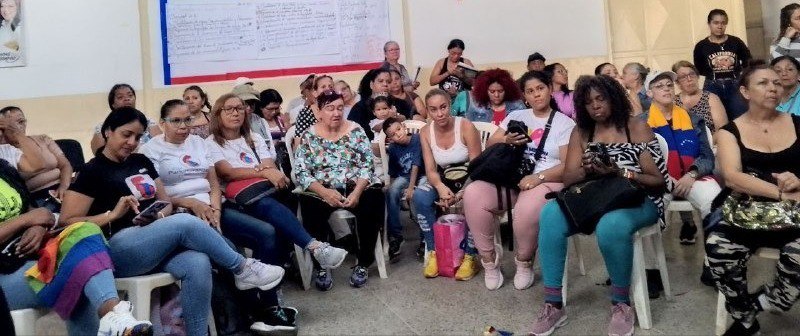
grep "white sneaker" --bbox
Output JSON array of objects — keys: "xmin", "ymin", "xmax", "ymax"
[
  {"xmin": 481, "ymin": 249, "xmax": 503, "ymax": 290},
  {"xmin": 234, "ymin": 258, "xmax": 285, "ymax": 291},
  {"xmin": 513, "ymin": 257, "xmax": 535, "ymax": 290},
  {"xmin": 97, "ymin": 301, "xmax": 153, "ymax": 336},
  {"xmin": 311, "ymin": 242, "xmax": 348, "ymax": 269}
]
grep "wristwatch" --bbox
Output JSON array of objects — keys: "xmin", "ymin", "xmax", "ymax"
[
  {"xmin": 537, "ymin": 173, "xmax": 546, "ymax": 181},
  {"xmin": 687, "ymin": 170, "xmax": 698, "ymax": 179}
]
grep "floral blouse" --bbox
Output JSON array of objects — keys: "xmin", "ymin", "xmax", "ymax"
[{"xmin": 293, "ymin": 124, "xmax": 380, "ymax": 190}]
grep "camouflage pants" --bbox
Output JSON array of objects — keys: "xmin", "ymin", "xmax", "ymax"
[{"xmin": 705, "ymin": 226, "xmax": 800, "ymax": 324}]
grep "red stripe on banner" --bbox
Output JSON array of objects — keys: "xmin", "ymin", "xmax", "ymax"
[{"xmin": 170, "ymin": 62, "xmax": 384, "ymax": 85}]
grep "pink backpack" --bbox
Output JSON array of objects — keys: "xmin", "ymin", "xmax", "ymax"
[{"xmin": 433, "ymin": 214, "xmax": 466, "ymax": 278}]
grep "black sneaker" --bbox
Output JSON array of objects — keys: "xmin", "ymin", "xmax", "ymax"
[
  {"xmin": 679, "ymin": 221, "xmax": 698, "ymax": 245},
  {"xmin": 250, "ymin": 306, "xmax": 298, "ymax": 335},
  {"xmin": 314, "ymin": 268, "xmax": 333, "ymax": 291},
  {"xmin": 416, "ymin": 241, "xmax": 425, "ymax": 262},
  {"xmin": 722, "ymin": 318, "xmax": 759, "ymax": 336},
  {"xmin": 701, "ymin": 263, "xmax": 716, "ymax": 287},
  {"xmin": 388, "ymin": 236, "xmax": 404, "ymax": 262}
]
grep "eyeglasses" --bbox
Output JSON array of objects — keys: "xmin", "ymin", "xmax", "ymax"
[
  {"xmin": 651, "ymin": 82, "xmax": 675, "ymax": 91},
  {"xmin": 676, "ymin": 72, "xmax": 697, "ymax": 81},
  {"xmin": 163, "ymin": 116, "xmax": 195, "ymax": 126},
  {"xmin": 221, "ymin": 106, "xmax": 246, "ymax": 115}
]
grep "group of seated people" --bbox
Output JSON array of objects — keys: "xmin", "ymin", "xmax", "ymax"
[{"xmin": 2, "ymin": 38, "xmax": 800, "ymax": 336}]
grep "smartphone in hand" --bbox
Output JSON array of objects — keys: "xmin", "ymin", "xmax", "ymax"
[{"xmin": 132, "ymin": 200, "xmax": 171, "ymax": 226}]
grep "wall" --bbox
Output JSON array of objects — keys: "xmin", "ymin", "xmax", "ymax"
[
  {"xmin": 761, "ymin": 0, "xmax": 798, "ymax": 58},
  {"xmin": 0, "ymin": 0, "xmax": 747, "ymax": 158}
]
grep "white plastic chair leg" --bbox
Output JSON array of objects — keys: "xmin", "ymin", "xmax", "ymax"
[
  {"xmin": 715, "ymin": 291, "xmax": 728, "ymax": 335},
  {"xmin": 375, "ymin": 234, "xmax": 388, "ymax": 278},
  {"xmin": 631, "ymin": 235, "xmax": 652, "ymax": 329},
  {"xmin": 651, "ymin": 232, "xmax": 672, "ymax": 299},
  {"xmin": 208, "ymin": 311, "xmax": 217, "ymax": 336},
  {"xmin": 294, "ymin": 244, "xmax": 312, "ymax": 290},
  {"xmin": 562, "ymin": 246, "xmax": 570, "ymax": 307},
  {"xmin": 572, "ymin": 235, "xmax": 586, "ymax": 276},
  {"xmin": 11, "ymin": 308, "xmax": 46, "ymax": 336},
  {"xmin": 127, "ymin": 285, "xmax": 153, "ymax": 321}
]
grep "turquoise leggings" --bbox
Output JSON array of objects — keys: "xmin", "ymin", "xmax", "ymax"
[{"xmin": 538, "ymin": 198, "xmax": 658, "ymax": 289}]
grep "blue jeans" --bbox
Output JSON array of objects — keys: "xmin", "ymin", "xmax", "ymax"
[
  {"xmin": 704, "ymin": 79, "xmax": 748, "ymax": 120},
  {"xmin": 0, "ymin": 261, "xmax": 117, "ymax": 334},
  {"xmin": 538, "ymin": 199, "xmax": 658, "ymax": 293},
  {"xmin": 108, "ymin": 213, "xmax": 244, "ymax": 336},
  {"xmin": 221, "ymin": 203, "xmax": 283, "ymax": 306},
  {"xmin": 241, "ymin": 196, "xmax": 313, "ymax": 248},
  {"xmin": 412, "ymin": 181, "xmax": 477, "ymax": 254},
  {"xmin": 386, "ymin": 177, "xmax": 409, "ymax": 239}
]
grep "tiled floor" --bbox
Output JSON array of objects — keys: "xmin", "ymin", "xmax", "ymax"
[{"xmin": 32, "ymin": 215, "xmax": 799, "ymax": 335}]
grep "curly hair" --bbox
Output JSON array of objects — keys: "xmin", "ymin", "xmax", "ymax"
[
  {"xmin": 573, "ymin": 75, "xmax": 632, "ymax": 134},
  {"xmin": 471, "ymin": 68, "xmax": 521, "ymax": 107}
]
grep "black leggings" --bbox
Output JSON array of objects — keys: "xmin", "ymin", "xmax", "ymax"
[{"xmin": 298, "ymin": 187, "xmax": 385, "ymax": 268}]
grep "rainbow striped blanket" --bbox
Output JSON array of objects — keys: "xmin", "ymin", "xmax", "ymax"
[{"xmin": 25, "ymin": 222, "xmax": 113, "ymax": 318}]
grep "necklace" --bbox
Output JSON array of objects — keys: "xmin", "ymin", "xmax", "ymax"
[{"xmin": 746, "ymin": 115, "xmax": 779, "ymax": 133}]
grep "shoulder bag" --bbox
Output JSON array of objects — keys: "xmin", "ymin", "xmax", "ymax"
[{"xmin": 224, "ymin": 141, "xmax": 276, "ymax": 205}]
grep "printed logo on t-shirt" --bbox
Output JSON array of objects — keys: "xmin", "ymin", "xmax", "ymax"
[
  {"xmin": 182, "ymin": 155, "xmax": 200, "ymax": 167},
  {"xmin": 526, "ymin": 127, "xmax": 549, "ymax": 162},
  {"xmin": 125, "ymin": 174, "xmax": 157, "ymax": 200},
  {"xmin": 239, "ymin": 152, "xmax": 254, "ymax": 164},
  {"xmin": 707, "ymin": 51, "xmax": 737, "ymax": 75}
]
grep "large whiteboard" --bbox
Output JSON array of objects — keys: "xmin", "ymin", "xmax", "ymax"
[{"xmin": 158, "ymin": 0, "xmax": 392, "ymax": 85}]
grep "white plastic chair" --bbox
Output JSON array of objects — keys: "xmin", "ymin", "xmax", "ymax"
[
  {"xmin": 472, "ymin": 121, "xmax": 499, "ymax": 150},
  {"xmin": 403, "ymin": 120, "xmax": 426, "ymax": 134},
  {"xmin": 663, "ymin": 126, "xmax": 713, "ymax": 231},
  {"xmin": 714, "ymin": 248, "xmax": 780, "ymax": 335},
  {"xmin": 10, "ymin": 308, "xmax": 48, "ymax": 335},
  {"xmin": 115, "ymin": 273, "xmax": 216, "ymax": 335}
]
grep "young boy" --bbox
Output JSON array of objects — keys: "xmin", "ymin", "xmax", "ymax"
[{"xmin": 382, "ymin": 117, "xmax": 421, "ymax": 261}]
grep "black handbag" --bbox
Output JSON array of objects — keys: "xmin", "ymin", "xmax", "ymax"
[
  {"xmin": 437, "ymin": 163, "xmax": 469, "ymax": 192},
  {"xmin": 549, "ymin": 174, "xmax": 646, "ymax": 235},
  {"xmin": 468, "ymin": 115, "xmax": 555, "ymax": 189}
]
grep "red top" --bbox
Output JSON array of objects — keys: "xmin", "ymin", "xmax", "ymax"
[{"xmin": 492, "ymin": 108, "xmax": 507, "ymax": 125}]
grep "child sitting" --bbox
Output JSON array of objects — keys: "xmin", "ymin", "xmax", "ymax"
[
  {"xmin": 381, "ymin": 117, "xmax": 422, "ymax": 260},
  {"xmin": 369, "ymin": 95, "xmax": 400, "ymax": 134}
]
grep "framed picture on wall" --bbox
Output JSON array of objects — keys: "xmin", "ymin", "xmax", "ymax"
[{"xmin": 0, "ymin": 0, "xmax": 23, "ymax": 68}]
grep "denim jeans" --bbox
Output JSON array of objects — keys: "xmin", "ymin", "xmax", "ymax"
[
  {"xmin": 386, "ymin": 176, "xmax": 409, "ymax": 239},
  {"xmin": 108, "ymin": 213, "xmax": 245, "ymax": 336},
  {"xmin": 0, "ymin": 261, "xmax": 117, "ymax": 334},
  {"xmin": 239, "ymin": 195, "xmax": 314, "ymax": 248},
  {"xmin": 412, "ymin": 181, "xmax": 477, "ymax": 254},
  {"xmin": 704, "ymin": 79, "xmax": 748, "ymax": 120},
  {"xmin": 221, "ymin": 203, "xmax": 284, "ymax": 306}
]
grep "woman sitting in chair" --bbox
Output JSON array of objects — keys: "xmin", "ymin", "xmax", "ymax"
[
  {"xmin": 641, "ymin": 70, "xmax": 720, "ymax": 245},
  {"xmin": 463, "ymin": 71, "xmax": 574, "ymax": 291},
  {"xmin": 707, "ymin": 64, "xmax": 800, "ymax": 336},
  {"xmin": 530, "ymin": 75, "xmax": 668, "ymax": 336},
  {"xmin": 0, "ymin": 156, "xmax": 152, "ymax": 335},
  {"xmin": 293, "ymin": 90, "xmax": 385, "ymax": 290},
  {"xmin": 59, "ymin": 107, "xmax": 285, "ymax": 336},
  {"xmin": 0, "ymin": 106, "xmax": 73, "ymax": 213}
]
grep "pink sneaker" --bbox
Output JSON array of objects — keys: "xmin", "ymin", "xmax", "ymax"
[
  {"xmin": 607, "ymin": 303, "xmax": 635, "ymax": 336},
  {"xmin": 481, "ymin": 251, "xmax": 503, "ymax": 290},
  {"xmin": 529, "ymin": 303, "xmax": 567, "ymax": 336}
]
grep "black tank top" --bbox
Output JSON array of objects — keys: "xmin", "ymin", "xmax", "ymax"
[{"xmin": 722, "ymin": 114, "xmax": 800, "ymax": 178}]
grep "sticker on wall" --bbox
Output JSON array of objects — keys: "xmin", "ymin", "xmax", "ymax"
[{"xmin": 0, "ymin": 0, "xmax": 23, "ymax": 67}]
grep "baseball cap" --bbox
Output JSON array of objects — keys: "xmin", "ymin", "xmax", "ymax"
[
  {"xmin": 644, "ymin": 70, "xmax": 677, "ymax": 90},
  {"xmin": 527, "ymin": 52, "xmax": 546, "ymax": 64},
  {"xmin": 232, "ymin": 83, "xmax": 259, "ymax": 101},
  {"xmin": 234, "ymin": 77, "xmax": 254, "ymax": 87}
]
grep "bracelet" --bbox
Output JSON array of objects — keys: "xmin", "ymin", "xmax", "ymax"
[
  {"xmin": 104, "ymin": 210, "xmax": 112, "ymax": 225},
  {"xmin": 779, "ymin": 189, "xmax": 783, "ymax": 201}
]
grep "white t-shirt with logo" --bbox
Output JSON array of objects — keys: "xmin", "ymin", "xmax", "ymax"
[
  {"xmin": 205, "ymin": 132, "xmax": 275, "ymax": 169},
  {"xmin": 139, "ymin": 134, "xmax": 212, "ymax": 204},
  {"xmin": 499, "ymin": 109, "xmax": 575, "ymax": 174}
]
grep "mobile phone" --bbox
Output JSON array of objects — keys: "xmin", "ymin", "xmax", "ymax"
[{"xmin": 132, "ymin": 200, "xmax": 171, "ymax": 226}]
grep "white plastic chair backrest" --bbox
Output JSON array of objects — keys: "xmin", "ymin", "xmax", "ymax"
[
  {"xmin": 283, "ymin": 126, "xmax": 297, "ymax": 184},
  {"xmin": 472, "ymin": 121, "xmax": 499, "ymax": 150},
  {"xmin": 705, "ymin": 125, "xmax": 716, "ymax": 154},
  {"xmin": 375, "ymin": 131, "xmax": 391, "ymax": 185},
  {"xmin": 655, "ymin": 133, "xmax": 668, "ymax": 168},
  {"xmin": 403, "ymin": 120, "xmax": 426, "ymax": 134}
]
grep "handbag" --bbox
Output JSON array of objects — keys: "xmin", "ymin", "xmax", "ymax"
[
  {"xmin": 437, "ymin": 163, "xmax": 469, "ymax": 192},
  {"xmin": 468, "ymin": 115, "xmax": 555, "ymax": 189},
  {"xmin": 721, "ymin": 193, "xmax": 800, "ymax": 231},
  {"xmin": 224, "ymin": 141, "xmax": 276, "ymax": 205},
  {"xmin": 433, "ymin": 214, "xmax": 467, "ymax": 278},
  {"xmin": 549, "ymin": 174, "xmax": 646, "ymax": 234}
]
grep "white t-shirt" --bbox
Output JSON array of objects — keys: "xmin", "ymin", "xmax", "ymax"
[
  {"xmin": 139, "ymin": 134, "xmax": 212, "ymax": 204},
  {"xmin": 0, "ymin": 144, "xmax": 22, "ymax": 169},
  {"xmin": 205, "ymin": 132, "xmax": 275, "ymax": 169},
  {"xmin": 500, "ymin": 109, "xmax": 575, "ymax": 174}
]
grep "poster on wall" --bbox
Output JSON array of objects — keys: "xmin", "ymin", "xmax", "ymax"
[{"xmin": 0, "ymin": 0, "xmax": 23, "ymax": 67}]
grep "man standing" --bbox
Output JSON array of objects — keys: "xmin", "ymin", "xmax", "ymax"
[{"xmin": 693, "ymin": 9, "xmax": 751, "ymax": 120}]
